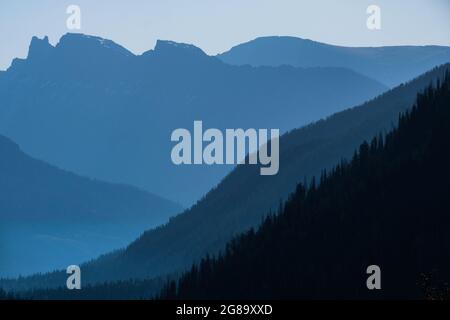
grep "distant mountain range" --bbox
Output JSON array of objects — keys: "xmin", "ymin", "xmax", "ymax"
[
  {"xmin": 6, "ymin": 62, "xmax": 448, "ymax": 293},
  {"xmin": 0, "ymin": 134, "xmax": 181, "ymax": 277},
  {"xmin": 0, "ymin": 33, "xmax": 388, "ymax": 206},
  {"xmin": 218, "ymin": 36, "xmax": 450, "ymax": 87},
  {"xmin": 2, "ymin": 33, "xmax": 450, "ymax": 295}
]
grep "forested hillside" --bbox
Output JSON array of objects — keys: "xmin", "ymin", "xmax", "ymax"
[
  {"xmin": 3, "ymin": 65, "xmax": 447, "ymax": 292},
  {"xmin": 10, "ymin": 69, "xmax": 450, "ymax": 300},
  {"xmin": 162, "ymin": 72, "xmax": 450, "ymax": 299}
]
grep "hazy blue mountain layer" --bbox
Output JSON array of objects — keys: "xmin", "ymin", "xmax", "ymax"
[
  {"xmin": 5, "ymin": 63, "xmax": 447, "ymax": 292},
  {"xmin": 0, "ymin": 135, "xmax": 182, "ymax": 277},
  {"xmin": 218, "ymin": 36, "xmax": 450, "ymax": 87},
  {"xmin": 0, "ymin": 33, "xmax": 387, "ymax": 206},
  {"xmin": 163, "ymin": 71, "xmax": 450, "ymax": 300}
]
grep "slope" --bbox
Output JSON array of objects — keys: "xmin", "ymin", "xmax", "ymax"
[
  {"xmin": 164, "ymin": 72, "xmax": 450, "ymax": 299},
  {"xmin": 0, "ymin": 33, "xmax": 387, "ymax": 206},
  {"xmin": 0, "ymin": 135, "xmax": 181, "ymax": 277},
  {"xmin": 4, "ymin": 64, "xmax": 447, "ymax": 292}
]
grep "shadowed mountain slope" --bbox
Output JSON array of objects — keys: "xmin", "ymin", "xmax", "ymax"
[
  {"xmin": 4, "ymin": 64, "xmax": 447, "ymax": 292},
  {"xmin": 0, "ymin": 135, "xmax": 181, "ymax": 277},
  {"xmin": 163, "ymin": 72, "xmax": 450, "ymax": 299}
]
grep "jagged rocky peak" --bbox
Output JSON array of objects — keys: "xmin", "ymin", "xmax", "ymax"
[{"xmin": 27, "ymin": 35, "xmax": 54, "ymax": 59}]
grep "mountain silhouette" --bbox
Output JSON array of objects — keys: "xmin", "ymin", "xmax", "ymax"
[
  {"xmin": 218, "ymin": 36, "xmax": 450, "ymax": 87},
  {"xmin": 162, "ymin": 70, "xmax": 450, "ymax": 300},
  {"xmin": 0, "ymin": 134, "xmax": 181, "ymax": 277},
  {"xmin": 0, "ymin": 33, "xmax": 387, "ymax": 206},
  {"xmin": 5, "ymin": 63, "xmax": 447, "ymax": 293}
]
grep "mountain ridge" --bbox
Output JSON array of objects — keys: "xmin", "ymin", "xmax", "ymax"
[
  {"xmin": 0, "ymin": 133, "xmax": 182, "ymax": 277},
  {"xmin": 0, "ymin": 33, "xmax": 388, "ymax": 206},
  {"xmin": 162, "ymin": 70, "xmax": 450, "ymax": 300},
  {"xmin": 218, "ymin": 36, "xmax": 450, "ymax": 87},
  {"xmin": 4, "ymin": 63, "xmax": 447, "ymax": 292}
]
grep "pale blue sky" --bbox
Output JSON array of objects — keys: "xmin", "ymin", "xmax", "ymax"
[{"xmin": 1, "ymin": 0, "xmax": 449, "ymax": 70}]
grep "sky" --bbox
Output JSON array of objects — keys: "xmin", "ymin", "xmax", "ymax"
[{"xmin": 0, "ymin": 0, "xmax": 450, "ymax": 70}]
